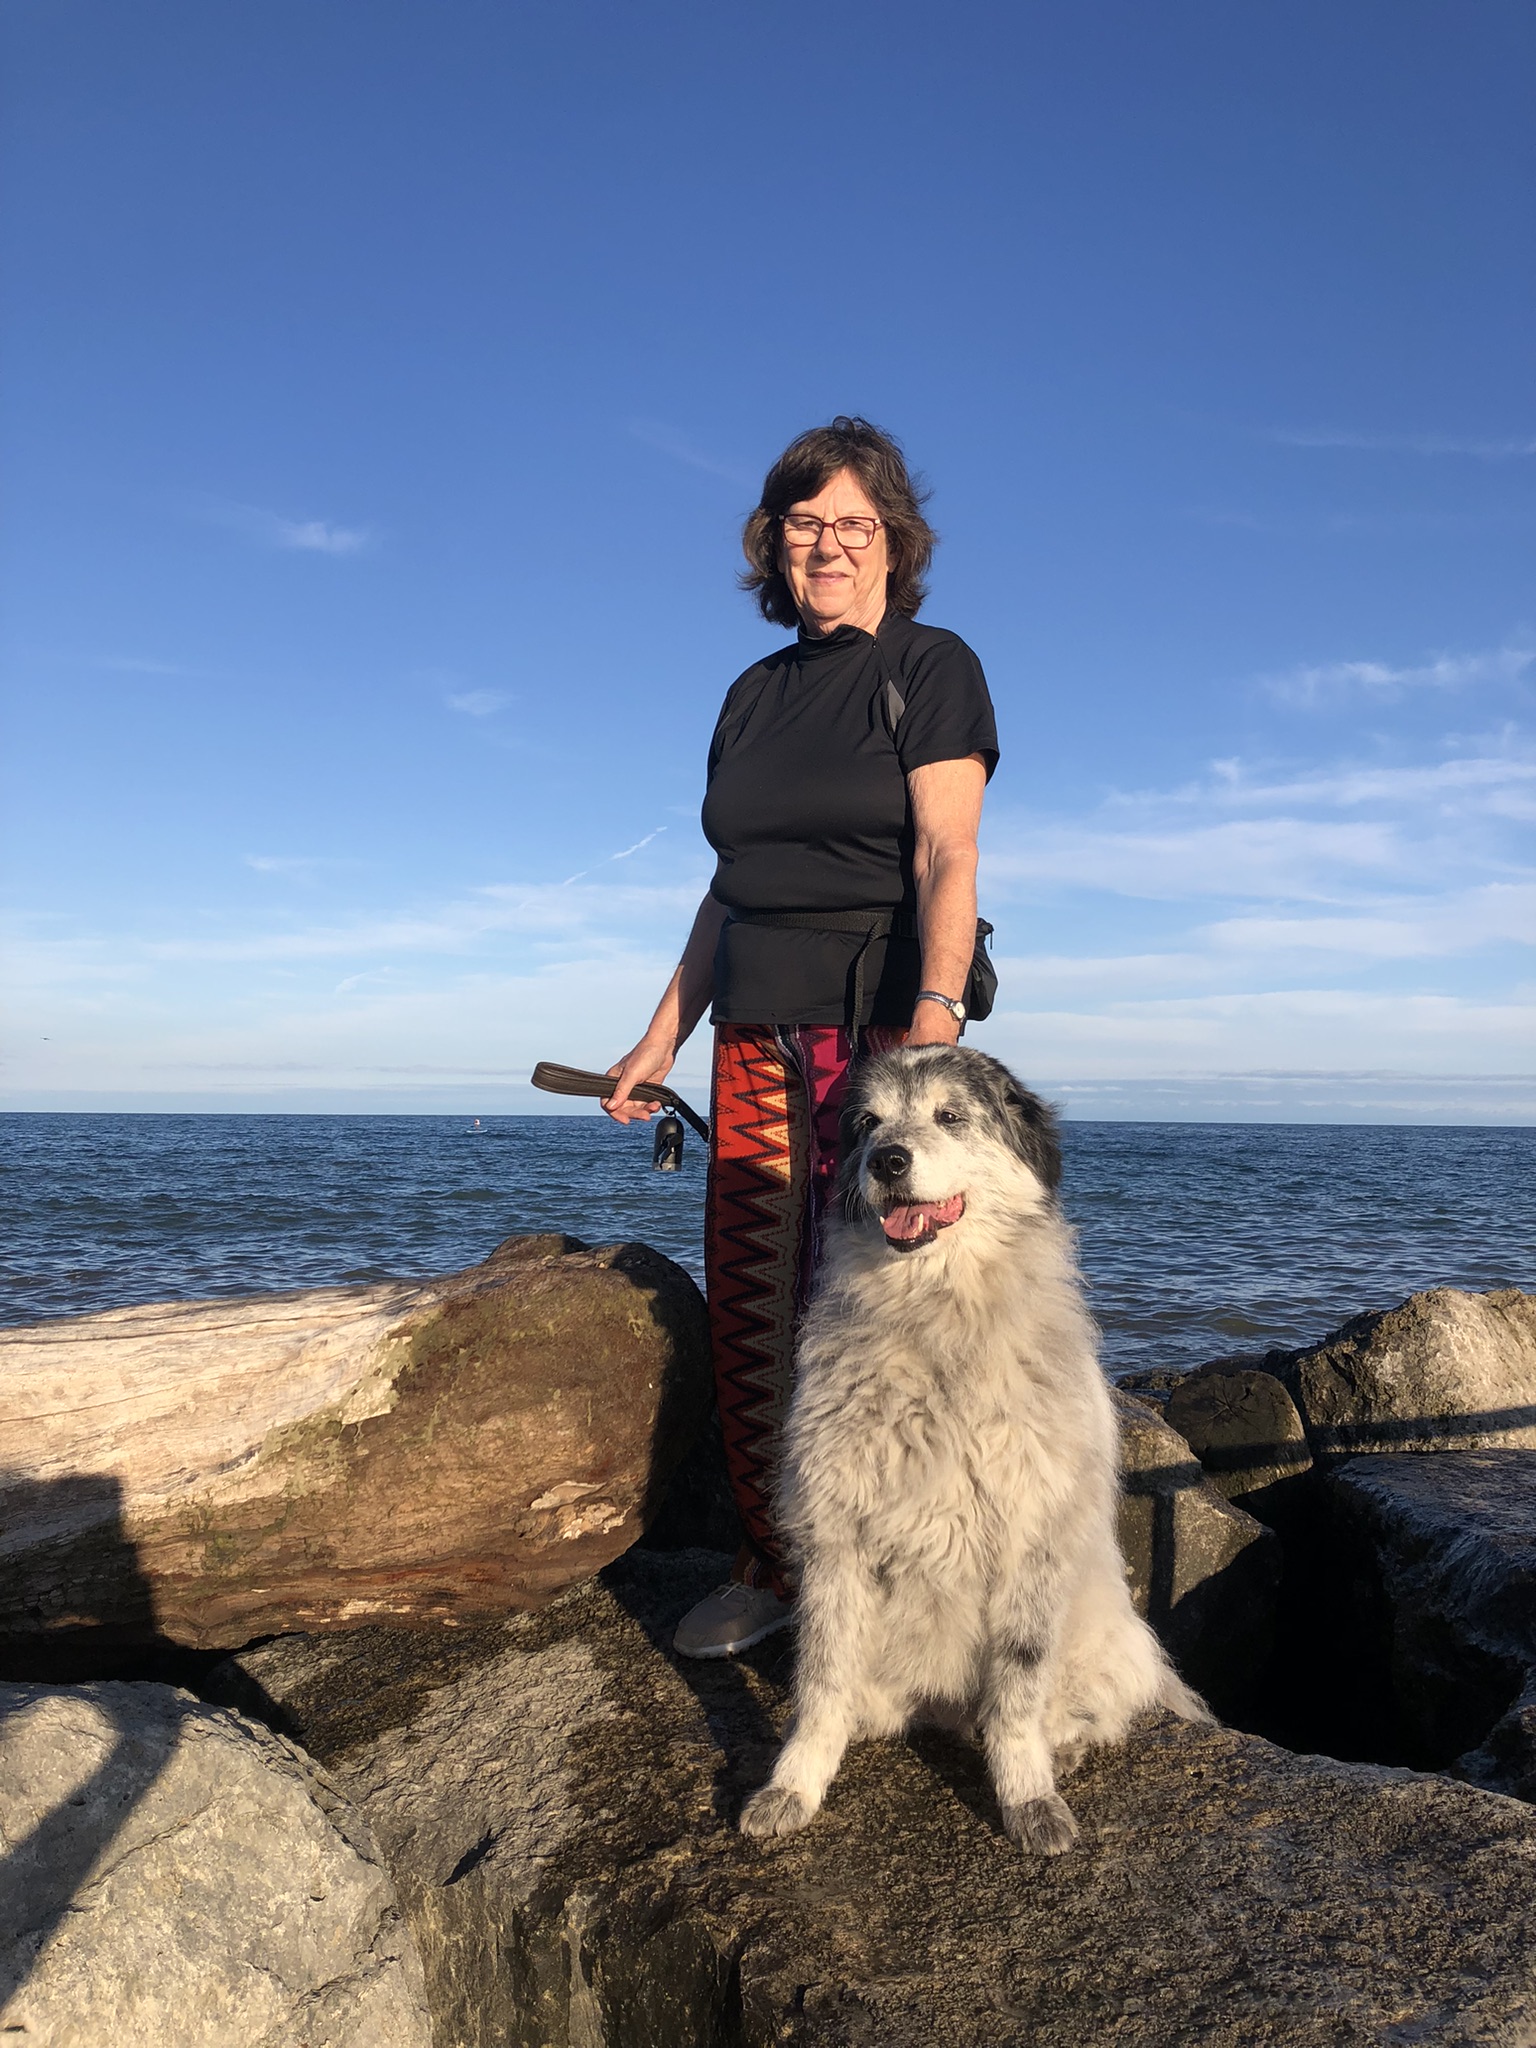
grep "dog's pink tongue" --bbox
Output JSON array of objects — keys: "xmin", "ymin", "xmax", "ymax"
[{"xmin": 881, "ymin": 1194, "xmax": 965, "ymax": 1241}]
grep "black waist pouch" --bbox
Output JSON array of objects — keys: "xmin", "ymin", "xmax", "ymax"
[
  {"xmin": 729, "ymin": 909, "xmax": 998, "ymax": 1028},
  {"xmin": 966, "ymin": 918, "xmax": 997, "ymax": 1022}
]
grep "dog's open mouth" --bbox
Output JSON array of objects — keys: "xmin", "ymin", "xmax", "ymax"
[{"xmin": 879, "ymin": 1193, "xmax": 966, "ymax": 1251}]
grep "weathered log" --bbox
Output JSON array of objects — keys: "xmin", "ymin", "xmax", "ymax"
[{"xmin": 0, "ymin": 1235, "xmax": 711, "ymax": 1650}]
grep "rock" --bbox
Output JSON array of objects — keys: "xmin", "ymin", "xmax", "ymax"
[
  {"xmin": 1164, "ymin": 1369, "xmax": 1314, "ymax": 1524},
  {"xmin": 209, "ymin": 1550, "xmax": 1536, "ymax": 2048},
  {"xmin": 1325, "ymin": 1451, "xmax": 1536, "ymax": 1801},
  {"xmin": 1108, "ymin": 1366, "xmax": 1192, "ymax": 1404},
  {"xmin": 635, "ymin": 1403, "xmax": 746, "ymax": 1556},
  {"xmin": 0, "ymin": 1679, "xmax": 430, "ymax": 2046},
  {"xmin": 0, "ymin": 1234, "xmax": 711, "ymax": 1650},
  {"xmin": 1278, "ymin": 1287, "xmax": 1536, "ymax": 1459},
  {"xmin": 1112, "ymin": 1390, "xmax": 1279, "ymax": 1716}
]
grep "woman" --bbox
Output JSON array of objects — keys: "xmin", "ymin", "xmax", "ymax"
[{"xmin": 606, "ymin": 416, "xmax": 998, "ymax": 1657}]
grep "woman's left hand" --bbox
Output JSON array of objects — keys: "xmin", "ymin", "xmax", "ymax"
[{"xmin": 907, "ymin": 1000, "xmax": 962, "ymax": 1046}]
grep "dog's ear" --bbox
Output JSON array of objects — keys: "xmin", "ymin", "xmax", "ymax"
[{"xmin": 999, "ymin": 1081, "xmax": 1062, "ymax": 1194}]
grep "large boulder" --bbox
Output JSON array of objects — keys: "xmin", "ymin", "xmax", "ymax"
[
  {"xmin": 0, "ymin": 1234, "xmax": 711, "ymax": 1650},
  {"xmin": 1112, "ymin": 1390, "xmax": 1279, "ymax": 1715},
  {"xmin": 1278, "ymin": 1287, "xmax": 1536, "ymax": 1459},
  {"xmin": 0, "ymin": 1679, "xmax": 430, "ymax": 2046},
  {"xmin": 1163, "ymin": 1369, "xmax": 1314, "ymax": 1526},
  {"xmin": 209, "ymin": 1550, "xmax": 1536, "ymax": 2048},
  {"xmin": 1325, "ymin": 1451, "xmax": 1536, "ymax": 1802}
]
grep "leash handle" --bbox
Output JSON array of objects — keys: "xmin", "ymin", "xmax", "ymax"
[{"xmin": 530, "ymin": 1061, "xmax": 710, "ymax": 1143}]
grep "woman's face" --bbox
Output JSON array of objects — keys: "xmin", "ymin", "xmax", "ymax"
[{"xmin": 777, "ymin": 467, "xmax": 891, "ymax": 637}]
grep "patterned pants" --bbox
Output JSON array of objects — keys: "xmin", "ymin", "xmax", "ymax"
[{"xmin": 705, "ymin": 1022, "xmax": 905, "ymax": 1595}]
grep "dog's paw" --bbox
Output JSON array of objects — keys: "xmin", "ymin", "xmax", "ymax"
[
  {"xmin": 1001, "ymin": 1793, "xmax": 1079, "ymax": 1855},
  {"xmin": 739, "ymin": 1784, "xmax": 815, "ymax": 1838}
]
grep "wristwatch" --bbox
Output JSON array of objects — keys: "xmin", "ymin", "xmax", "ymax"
[{"xmin": 915, "ymin": 990, "xmax": 967, "ymax": 1026}]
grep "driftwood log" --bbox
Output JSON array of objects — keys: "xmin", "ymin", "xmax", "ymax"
[{"xmin": 0, "ymin": 1235, "xmax": 711, "ymax": 1650}]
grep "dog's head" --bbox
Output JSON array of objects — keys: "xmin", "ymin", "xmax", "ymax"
[{"xmin": 837, "ymin": 1045, "xmax": 1061, "ymax": 1254}]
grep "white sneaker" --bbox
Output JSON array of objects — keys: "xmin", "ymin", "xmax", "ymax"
[{"xmin": 672, "ymin": 1582, "xmax": 795, "ymax": 1659}]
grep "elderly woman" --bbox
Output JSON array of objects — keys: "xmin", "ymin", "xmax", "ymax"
[{"xmin": 605, "ymin": 416, "xmax": 998, "ymax": 1657}]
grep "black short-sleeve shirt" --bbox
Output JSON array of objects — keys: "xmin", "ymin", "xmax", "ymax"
[{"xmin": 701, "ymin": 611, "xmax": 998, "ymax": 1027}]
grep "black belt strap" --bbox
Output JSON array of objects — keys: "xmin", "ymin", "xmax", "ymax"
[{"xmin": 728, "ymin": 908, "xmax": 918, "ymax": 1035}]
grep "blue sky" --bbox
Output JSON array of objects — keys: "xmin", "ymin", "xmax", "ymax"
[{"xmin": 2, "ymin": 0, "xmax": 1532, "ymax": 1120}]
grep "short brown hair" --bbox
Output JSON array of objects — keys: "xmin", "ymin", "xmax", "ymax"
[{"xmin": 740, "ymin": 416, "xmax": 936, "ymax": 628}]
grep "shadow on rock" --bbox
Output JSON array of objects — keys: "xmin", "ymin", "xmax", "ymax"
[{"xmin": 0, "ymin": 1473, "xmax": 171, "ymax": 2008}]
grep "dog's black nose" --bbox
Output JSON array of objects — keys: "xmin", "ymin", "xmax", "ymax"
[{"xmin": 868, "ymin": 1144, "xmax": 912, "ymax": 1183}]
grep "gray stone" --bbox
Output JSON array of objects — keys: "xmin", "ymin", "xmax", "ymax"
[
  {"xmin": 1112, "ymin": 1390, "xmax": 1279, "ymax": 1715},
  {"xmin": 1108, "ymin": 1366, "xmax": 1191, "ymax": 1404},
  {"xmin": 1278, "ymin": 1287, "xmax": 1536, "ymax": 1459},
  {"xmin": 1164, "ymin": 1368, "xmax": 1314, "ymax": 1524},
  {"xmin": 210, "ymin": 1550, "xmax": 1536, "ymax": 2047},
  {"xmin": 0, "ymin": 1679, "xmax": 430, "ymax": 2046},
  {"xmin": 1325, "ymin": 1451, "xmax": 1536, "ymax": 1801}
]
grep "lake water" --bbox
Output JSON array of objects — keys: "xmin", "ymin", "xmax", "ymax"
[{"xmin": 3, "ymin": 1113, "xmax": 1532, "ymax": 1374}]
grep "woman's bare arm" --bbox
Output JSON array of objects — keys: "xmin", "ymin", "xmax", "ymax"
[
  {"xmin": 604, "ymin": 892, "xmax": 728, "ymax": 1121},
  {"xmin": 907, "ymin": 755, "xmax": 987, "ymax": 1047}
]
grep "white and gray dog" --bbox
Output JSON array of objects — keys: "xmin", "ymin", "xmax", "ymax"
[{"xmin": 739, "ymin": 1044, "xmax": 1206, "ymax": 1854}]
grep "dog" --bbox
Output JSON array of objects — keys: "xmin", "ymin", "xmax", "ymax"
[{"xmin": 738, "ymin": 1044, "xmax": 1207, "ymax": 1854}]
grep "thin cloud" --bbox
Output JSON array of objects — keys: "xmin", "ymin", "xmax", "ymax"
[
  {"xmin": 1205, "ymin": 751, "xmax": 1536, "ymax": 811},
  {"xmin": 247, "ymin": 856, "xmax": 319, "ymax": 877},
  {"xmin": 195, "ymin": 496, "xmax": 373, "ymax": 555},
  {"xmin": 557, "ymin": 825, "xmax": 667, "ymax": 886},
  {"xmin": 1270, "ymin": 428, "xmax": 1536, "ymax": 460},
  {"xmin": 446, "ymin": 689, "xmax": 514, "ymax": 717},
  {"xmin": 984, "ymin": 816, "xmax": 1401, "ymax": 903},
  {"xmin": 1258, "ymin": 643, "xmax": 1534, "ymax": 708},
  {"xmin": 276, "ymin": 517, "xmax": 370, "ymax": 554},
  {"xmin": 139, "ymin": 870, "xmax": 700, "ymax": 963},
  {"xmin": 1001, "ymin": 725, "xmax": 1536, "ymax": 898},
  {"xmin": 628, "ymin": 419, "xmax": 754, "ymax": 488},
  {"xmin": 1198, "ymin": 882, "xmax": 1536, "ymax": 961},
  {"xmin": 245, "ymin": 855, "xmax": 365, "ymax": 880}
]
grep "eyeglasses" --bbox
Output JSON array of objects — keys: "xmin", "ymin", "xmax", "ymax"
[{"xmin": 780, "ymin": 513, "xmax": 884, "ymax": 550}]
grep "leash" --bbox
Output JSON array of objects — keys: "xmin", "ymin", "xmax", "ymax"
[{"xmin": 530, "ymin": 1061, "xmax": 710, "ymax": 1143}]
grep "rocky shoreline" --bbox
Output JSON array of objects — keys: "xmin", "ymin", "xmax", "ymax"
[{"xmin": 2, "ymin": 1238, "xmax": 1533, "ymax": 2044}]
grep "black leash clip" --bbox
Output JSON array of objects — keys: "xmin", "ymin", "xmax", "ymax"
[
  {"xmin": 529, "ymin": 1064, "xmax": 709, "ymax": 1179},
  {"xmin": 651, "ymin": 1111, "xmax": 686, "ymax": 1171}
]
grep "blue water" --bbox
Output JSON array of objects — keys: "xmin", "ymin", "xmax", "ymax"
[{"xmin": 3, "ymin": 1114, "xmax": 1532, "ymax": 1374}]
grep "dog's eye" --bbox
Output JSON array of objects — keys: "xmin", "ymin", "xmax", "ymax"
[
  {"xmin": 934, "ymin": 1107, "xmax": 966, "ymax": 1127},
  {"xmin": 852, "ymin": 1111, "xmax": 881, "ymax": 1136}
]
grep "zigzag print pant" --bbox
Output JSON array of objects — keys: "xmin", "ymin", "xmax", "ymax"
[{"xmin": 705, "ymin": 1022, "xmax": 905, "ymax": 1595}]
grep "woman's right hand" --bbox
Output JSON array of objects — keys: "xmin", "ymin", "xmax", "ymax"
[
  {"xmin": 603, "ymin": 1034, "xmax": 677, "ymax": 1124},
  {"xmin": 601, "ymin": 892, "xmax": 723, "ymax": 1125}
]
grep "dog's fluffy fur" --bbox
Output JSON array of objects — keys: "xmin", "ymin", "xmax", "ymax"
[{"xmin": 739, "ymin": 1044, "xmax": 1206, "ymax": 1854}]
